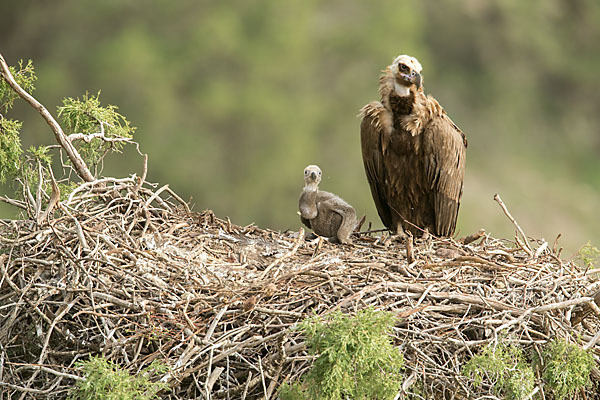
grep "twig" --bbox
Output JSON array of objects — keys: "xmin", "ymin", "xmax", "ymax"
[
  {"xmin": 406, "ymin": 231, "xmax": 415, "ymax": 264},
  {"xmin": 206, "ymin": 366, "xmax": 223, "ymax": 395},
  {"xmin": 241, "ymin": 371, "xmax": 253, "ymax": 400},
  {"xmin": 67, "ymin": 131, "xmax": 134, "ymax": 143},
  {"xmin": 259, "ymin": 227, "xmax": 304, "ymax": 280},
  {"xmin": 357, "ymin": 228, "xmax": 390, "ymax": 234},
  {"xmin": 258, "ymin": 356, "xmax": 268, "ymax": 399},
  {"xmin": 134, "ymin": 154, "xmax": 149, "ymax": 193},
  {"xmin": 39, "ymin": 167, "xmax": 61, "ymax": 223},
  {"xmin": 204, "ymin": 305, "xmax": 228, "ymax": 343},
  {"xmin": 462, "ymin": 229, "xmax": 485, "ymax": 245},
  {"xmin": 10, "ymin": 364, "xmax": 82, "ymax": 381},
  {"xmin": 493, "ymin": 193, "xmax": 532, "ymax": 254},
  {"xmin": 144, "ymin": 184, "xmax": 170, "ymax": 208},
  {"xmin": 523, "ymin": 386, "xmax": 540, "ymax": 400},
  {"xmin": 534, "ymin": 240, "xmax": 548, "ymax": 259},
  {"xmin": 166, "ymin": 186, "xmax": 191, "ymax": 214},
  {"xmin": 0, "ymin": 195, "xmax": 27, "ymax": 209}
]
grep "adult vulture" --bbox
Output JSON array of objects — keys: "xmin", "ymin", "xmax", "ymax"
[{"xmin": 360, "ymin": 55, "xmax": 467, "ymax": 237}]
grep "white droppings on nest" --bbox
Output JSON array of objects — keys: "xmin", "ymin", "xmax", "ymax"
[
  {"xmin": 197, "ymin": 251, "xmax": 209, "ymax": 264},
  {"xmin": 273, "ymin": 250, "xmax": 289, "ymax": 259},
  {"xmin": 140, "ymin": 234, "xmax": 157, "ymax": 250},
  {"xmin": 323, "ymin": 257, "xmax": 342, "ymax": 265},
  {"xmin": 217, "ymin": 229, "xmax": 240, "ymax": 243}
]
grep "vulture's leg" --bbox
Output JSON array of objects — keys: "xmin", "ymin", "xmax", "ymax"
[{"xmin": 391, "ymin": 221, "xmax": 407, "ymax": 242}]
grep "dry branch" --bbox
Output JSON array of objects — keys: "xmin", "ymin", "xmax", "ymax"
[
  {"xmin": 494, "ymin": 193, "xmax": 532, "ymax": 254},
  {"xmin": 0, "ymin": 53, "xmax": 94, "ymax": 182}
]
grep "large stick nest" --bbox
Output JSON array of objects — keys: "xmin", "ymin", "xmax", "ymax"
[{"xmin": 1, "ymin": 176, "xmax": 599, "ymax": 399}]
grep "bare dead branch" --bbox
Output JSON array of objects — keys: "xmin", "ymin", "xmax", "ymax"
[{"xmin": 494, "ymin": 193, "xmax": 532, "ymax": 254}]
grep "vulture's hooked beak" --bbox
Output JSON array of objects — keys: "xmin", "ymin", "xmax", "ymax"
[
  {"xmin": 310, "ymin": 172, "xmax": 317, "ymax": 180},
  {"xmin": 411, "ymin": 72, "xmax": 422, "ymax": 89},
  {"xmin": 399, "ymin": 71, "xmax": 422, "ymax": 89}
]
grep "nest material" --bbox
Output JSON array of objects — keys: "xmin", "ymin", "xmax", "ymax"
[{"xmin": 0, "ymin": 176, "xmax": 599, "ymax": 399}]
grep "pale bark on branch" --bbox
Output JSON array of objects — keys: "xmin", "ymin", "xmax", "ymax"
[{"xmin": 0, "ymin": 53, "xmax": 95, "ymax": 182}]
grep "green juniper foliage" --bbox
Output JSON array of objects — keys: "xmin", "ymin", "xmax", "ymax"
[
  {"xmin": 69, "ymin": 356, "xmax": 168, "ymax": 400},
  {"xmin": 0, "ymin": 118, "xmax": 23, "ymax": 183},
  {"xmin": 0, "ymin": 59, "xmax": 36, "ymax": 112},
  {"xmin": 58, "ymin": 91, "xmax": 135, "ymax": 170},
  {"xmin": 280, "ymin": 307, "xmax": 404, "ymax": 400},
  {"xmin": 278, "ymin": 382, "xmax": 306, "ymax": 400},
  {"xmin": 577, "ymin": 241, "xmax": 600, "ymax": 269},
  {"xmin": 463, "ymin": 341, "xmax": 535, "ymax": 400},
  {"xmin": 0, "ymin": 60, "xmax": 35, "ymax": 184},
  {"xmin": 541, "ymin": 338, "xmax": 594, "ymax": 400},
  {"xmin": 1, "ymin": 60, "xmax": 36, "ymax": 189},
  {"xmin": 27, "ymin": 145, "xmax": 52, "ymax": 166}
]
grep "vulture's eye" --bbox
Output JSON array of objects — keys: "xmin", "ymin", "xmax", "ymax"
[{"xmin": 400, "ymin": 64, "xmax": 408, "ymax": 72}]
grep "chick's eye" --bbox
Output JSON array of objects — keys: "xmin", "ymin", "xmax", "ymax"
[{"xmin": 400, "ymin": 64, "xmax": 408, "ymax": 72}]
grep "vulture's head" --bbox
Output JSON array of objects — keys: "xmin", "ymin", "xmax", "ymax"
[
  {"xmin": 390, "ymin": 55, "xmax": 423, "ymax": 95},
  {"xmin": 303, "ymin": 165, "xmax": 322, "ymax": 186}
]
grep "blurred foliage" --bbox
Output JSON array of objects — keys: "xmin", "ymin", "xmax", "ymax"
[
  {"xmin": 1, "ymin": 0, "xmax": 599, "ymax": 252},
  {"xmin": 577, "ymin": 241, "xmax": 600, "ymax": 269}
]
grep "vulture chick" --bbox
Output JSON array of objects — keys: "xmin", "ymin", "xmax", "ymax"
[
  {"xmin": 360, "ymin": 55, "xmax": 467, "ymax": 237},
  {"xmin": 299, "ymin": 165, "xmax": 357, "ymax": 244}
]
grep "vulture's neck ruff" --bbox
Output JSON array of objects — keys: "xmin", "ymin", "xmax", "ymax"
[{"xmin": 389, "ymin": 90, "xmax": 415, "ymax": 130}]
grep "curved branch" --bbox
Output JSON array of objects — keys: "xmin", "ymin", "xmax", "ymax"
[
  {"xmin": 494, "ymin": 193, "xmax": 532, "ymax": 254},
  {"xmin": 0, "ymin": 53, "xmax": 94, "ymax": 182}
]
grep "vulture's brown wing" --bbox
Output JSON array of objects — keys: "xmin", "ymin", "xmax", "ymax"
[
  {"xmin": 360, "ymin": 102, "xmax": 393, "ymax": 229},
  {"xmin": 422, "ymin": 113, "xmax": 467, "ymax": 236}
]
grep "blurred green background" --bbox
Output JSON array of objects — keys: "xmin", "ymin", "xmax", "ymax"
[{"xmin": 1, "ymin": 0, "xmax": 598, "ymax": 254}]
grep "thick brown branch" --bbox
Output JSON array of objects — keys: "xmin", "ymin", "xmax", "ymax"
[{"xmin": 0, "ymin": 53, "xmax": 94, "ymax": 182}]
